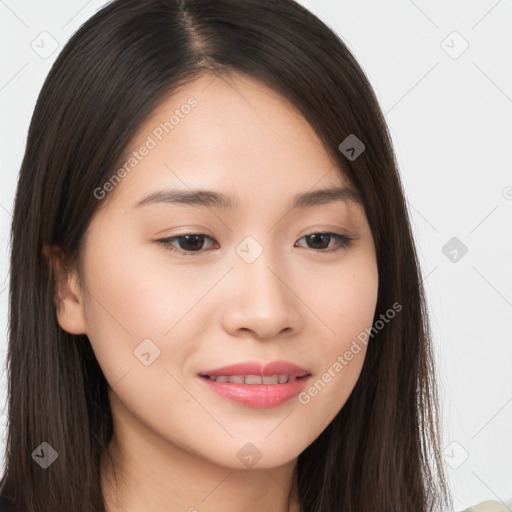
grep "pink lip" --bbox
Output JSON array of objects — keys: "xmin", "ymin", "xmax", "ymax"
[
  {"xmin": 198, "ymin": 360, "xmax": 310, "ymax": 378},
  {"xmin": 197, "ymin": 360, "xmax": 311, "ymax": 408}
]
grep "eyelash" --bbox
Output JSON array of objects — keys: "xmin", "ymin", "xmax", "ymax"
[{"xmin": 155, "ymin": 232, "xmax": 355, "ymax": 256}]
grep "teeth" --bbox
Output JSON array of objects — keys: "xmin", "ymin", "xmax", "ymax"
[
  {"xmin": 227, "ymin": 375, "xmax": 245, "ymax": 384},
  {"xmin": 207, "ymin": 374, "xmax": 302, "ymax": 384},
  {"xmin": 245, "ymin": 375, "xmax": 262, "ymax": 385}
]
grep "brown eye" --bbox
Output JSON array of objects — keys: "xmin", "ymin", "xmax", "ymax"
[
  {"xmin": 295, "ymin": 232, "xmax": 354, "ymax": 253},
  {"xmin": 157, "ymin": 234, "xmax": 218, "ymax": 255},
  {"xmin": 156, "ymin": 231, "xmax": 354, "ymax": 257}
]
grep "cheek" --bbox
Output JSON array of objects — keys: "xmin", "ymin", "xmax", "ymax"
[
  {"xmin": 307, "ymin": 247, "xmax": 379, "ymax": 346},
  {"xmin": 294, "ymin": 252, "xmax": 378, "ymax": 420},
  {"xmin": 83, "ymin": 237, "xmax": 201, "ymax": 337},
  {"xmin": 331, "ymin": 271, "xmax": 378, "ymax": 343},
  {"xmin": 80, "ymin": 236, "xmax": 218, "ymax": 393}
]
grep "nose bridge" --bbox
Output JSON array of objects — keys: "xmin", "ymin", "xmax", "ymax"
[
  {"xmin": 223, "ymin": 233, "xmax": 300, "ymax": 338},
  {"xmin": 235, "ymin": 234, "xmax": 289, "ymax": 307}
]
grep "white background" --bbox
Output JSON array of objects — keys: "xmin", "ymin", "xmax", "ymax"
[{"xmin": 0, "ymin": 1, "xmax": 511, "ymax": 510}]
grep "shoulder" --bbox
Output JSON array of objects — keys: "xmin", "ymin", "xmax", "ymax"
[{"xmin": 462, "ymin": 501, "xmax": 512, "ymax": 512}]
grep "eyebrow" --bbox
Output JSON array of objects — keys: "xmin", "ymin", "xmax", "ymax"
[{"xmin": 133, "ymin": 186, "xmax": 362, "ymax": 210}]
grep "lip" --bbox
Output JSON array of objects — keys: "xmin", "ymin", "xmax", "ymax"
[
  {"xmin": 198, "ymin": 360, "xmax": 310, "ymax": 378},
  {"xmin": 197, "ymin": 360, "xmax": 311, "ymax": 409}
]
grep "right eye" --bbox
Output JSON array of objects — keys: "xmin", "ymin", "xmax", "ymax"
[{"xmin": 156, "ymin": 233, "xmax": 219, "ymax": 256}]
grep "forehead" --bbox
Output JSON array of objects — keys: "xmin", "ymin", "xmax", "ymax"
[{"xmin": 104, "ymin": 71, "xmax": 356, "ymax": 209}]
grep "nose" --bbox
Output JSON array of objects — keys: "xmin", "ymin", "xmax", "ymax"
[{"xmin": 221, "ymin": 251, "xmax": 302, "ymax": 340}]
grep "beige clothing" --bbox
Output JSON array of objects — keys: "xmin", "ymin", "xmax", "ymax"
[{"xmin": 463, "ymin": 500, "xmax": 512, "ymax": 512}]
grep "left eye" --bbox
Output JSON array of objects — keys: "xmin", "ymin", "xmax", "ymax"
[
  {"xmin": 296, "ymin": 232, "xmax": 354, "ymax": 252},
  {"xmin": 156, "ymin": 232, "xmax": 355, "ymax": 256}
]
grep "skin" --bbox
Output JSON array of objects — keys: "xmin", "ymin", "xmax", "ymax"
[{"xmin": 50, "ymin": 71, "xmax": 379, "ymax": 512}]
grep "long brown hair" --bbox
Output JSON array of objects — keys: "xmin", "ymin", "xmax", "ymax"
[{"xmin": 1, "ymin": 0, "xmax": 452, "ymax": 510}]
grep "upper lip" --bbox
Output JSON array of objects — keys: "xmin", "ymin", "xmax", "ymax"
[{"xmin": 198, "ymin": 360, "xmax": 310, "ymax": 378}]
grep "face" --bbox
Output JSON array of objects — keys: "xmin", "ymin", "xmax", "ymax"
[{"xmin": 57, "ymin": 71, "xmax": 378, "ymax": 470}]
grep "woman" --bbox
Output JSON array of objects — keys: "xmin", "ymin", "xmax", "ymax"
[{"xmin": 0, "ymin": 0, "xmax": 457, "ymax": 510}]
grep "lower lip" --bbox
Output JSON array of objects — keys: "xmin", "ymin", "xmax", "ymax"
[{"xmin": 198, "ymin": 375, "xmax": 311, "ymax": 408}]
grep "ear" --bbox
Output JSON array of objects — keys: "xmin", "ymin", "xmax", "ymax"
[{"xmin": 43, "ymin": 244, "xmax": 88, "ymax": 335}]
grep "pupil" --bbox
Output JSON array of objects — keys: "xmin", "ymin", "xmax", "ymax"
[
  {"xmin": 180, "ymin": 235, "xmax": 204, "ymax": 251},
  {"xmin": 308, "ymin": 233, "xmax": 329, "ymax": 249}
]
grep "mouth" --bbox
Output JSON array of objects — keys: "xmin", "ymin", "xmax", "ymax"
[
  {"xmin": 197, "ymin": 360, "xmax": 312, "ymax": 408},
  {"xmin": 200, "ymin": 373, "xmax": 310, "ymax": 384},
  {"xmin": 198, "ymin": 359, "xmax": 310, "ymax": 381}
]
